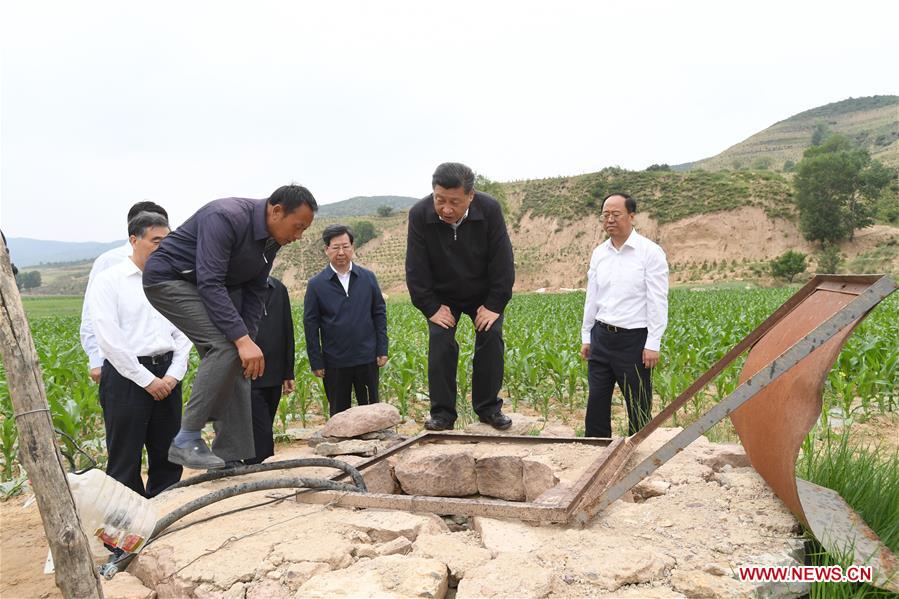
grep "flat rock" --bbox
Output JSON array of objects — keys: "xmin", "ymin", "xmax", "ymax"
[
  {"xmin": 358, "ymin": 429, "xmax": 401, "ymax": 441},
  {"xmin": 341, "ymin": 509, "xmax": 449, "ymax": 542},
  {"xmin": 296, "ymin": 555, "xmax": 449, "ymax": 598},
  {"xmin": 395, "ymin": 450, "xmax": 477, "ymax": 496},
  {"xmin": 670, "ymin": 569, "xmax": 756, "ymax": 598},
  {"xmin": 313, "ymin": 439, "xmax": 381, "ymax": 457},
  {"xmin": 412, "ymin": 532, "xmax": 493, "ymax": 586},
  {"xmin": 281, "ymin": 562, "xmax": 331, "ymax": 591},
  {"xmin": 698, "ymin": 444, "xmax": 751, "ymax": 471},
  {"xmin": 361, "ymin": 460, "xmax": 398, "ymax": 494},
  {"xmin": 632, "ymin": 478, "xmax": 672, "ymax": 500},
  {"xmin": 101, "ymin": 572, "xmax": 155, "ymax": 599},
  {"xmin": 522, "ymin": 458, "xmax": 559, "ymax": 502},
  {"xmin": 245, "ymin": 579, "xmax": 290, "ymax": 599},
  {"xmin": 472, "ymin": 517, "xmax": 558, "ymax": 554},
  {"xmin": 269, "ymin": 534, "xmax": 354, "ymax": 570},
  {"xmin": 456, "ymin": 553, "xmax": 553, "ymax": 598},
  {"xmin": 476, "ymin": 455, "xmax": 525, "ymax": 501},
  {"xmin": 463, "ymin": 413, "xmax": 542, "ymax": 436},
  {"xmin": 283, "ymin": 427, "xmax": 318, "ymax": 441},
  {"xmin": 376, "ymin": 536, "xmax": 412, "ymax": 556},
  {"xmin": 322, "ymin": 404, "xmax": 402, "ymax": 438}
]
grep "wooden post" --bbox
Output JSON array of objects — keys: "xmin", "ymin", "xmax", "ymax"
[{"xmin": 0, "ymin": 245, "xmax": 104, "ymax": 598}]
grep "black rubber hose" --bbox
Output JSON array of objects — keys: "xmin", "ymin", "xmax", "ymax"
[
  {"xmin": 152, "ymin": 477, "xmax": 361, "ymax": 538},
  {"xmin": 105, "ymin": 476, "xmax": 361, "ymax": 578},
  {"xmin": 163, "ymin": 457, "xmax": 367, "ymax": 492}
]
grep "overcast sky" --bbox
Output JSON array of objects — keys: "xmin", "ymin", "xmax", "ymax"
[{"xmin": 2, "ymin": 0, "xmax": 897, "ymax": 242}]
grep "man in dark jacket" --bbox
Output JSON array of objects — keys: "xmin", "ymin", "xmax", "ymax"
[
  {"xmin": 245, "ymin": 276, "xmax": 295, "ymax": 465},
  {"xmin": 143, "ymin": 185, "xmax": 317, "ymax": 469},
  {"xmin": 405, "ymin": 162, "xmax": 515, "ymax": 431},
  {"xmin": 304, "ymin": 224, "xmax": 388, "ymax": 417}
]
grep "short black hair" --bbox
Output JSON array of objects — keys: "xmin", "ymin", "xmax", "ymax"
[
  {"xmin": 127, "ymin": 201, "xmax": 168, "ymax": 223},
  {"xmin": 432, "ymin": 162, "xmax": 475, "ymax": 194},
  {"xmin": 269, "ymin": 185, "xmax": 319, "ymax": 214},
  {"xmin": 602, "ymin": 192, "xmax": 637, "ymax": 214},
  {"xmin": 128, "ymin": 211, "xmax": 169, "ymax": 238},
  {"xmin": 322, "ymin": 224, "xmax": 354, "ymax": 246}
]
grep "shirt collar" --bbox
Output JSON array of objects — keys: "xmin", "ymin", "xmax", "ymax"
[
  {"xmin": 603, "ymin": 229, "xmax": 641, "ymax": 252},
  {"xmin": 253, "ymin": 199, "xmax": 270, "ymax": 241},
  {"xmin": 329, "ymin": 262, "xmax": 354, "ymax": 277},
  {"xmin": 122, "ymin": 257, "xmax": 142, "ymax": 276},
  {"xmin": 425, "ymin": 192, "xmax": 486, "ymax": 224}
]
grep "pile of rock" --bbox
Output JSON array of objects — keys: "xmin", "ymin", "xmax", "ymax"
[
  {"xmin": 393, "ymin": 446, "xmax": 560, "ymax": 502},
  {"xmin": 307, "ymin": 403, "xmax": 404, "ymax": 458}
]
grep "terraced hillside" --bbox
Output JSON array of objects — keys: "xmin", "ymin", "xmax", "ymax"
[{"xmin": 687, "ymin": 95, "xmax": 899, "ymax": 171}]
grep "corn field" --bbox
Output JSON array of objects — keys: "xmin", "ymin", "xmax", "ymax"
[{"xmin": 1, "ymin": 288, "xmax": 896, "ymax": 483}]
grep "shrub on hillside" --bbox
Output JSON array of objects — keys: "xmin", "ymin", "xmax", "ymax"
[{"xmin": 770, "ymin": 250, "xmax": 807, "ymax": 282}]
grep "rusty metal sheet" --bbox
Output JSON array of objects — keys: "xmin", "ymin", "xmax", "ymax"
[{"xmin": 733, "ymin": 277, "xmax": 898, "ymax": 591}]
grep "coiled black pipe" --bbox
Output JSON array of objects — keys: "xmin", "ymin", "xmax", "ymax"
[
  {"xmin": 164, "ymin": 457, "xmax": 367, "ymax": 492},
  {"xmin": 101, "ymin": 459, "xmax": 367, "ymax": 579}
]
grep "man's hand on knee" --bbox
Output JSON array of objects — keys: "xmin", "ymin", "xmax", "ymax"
[
  {"xmin": 235, "ymin": 335, "xmax": 265, "ymax": 380},
  {"xmin": 474, "ymin": 305, "xmax": 500, "ymax": 331},
  {"xmin": 429, "ymin": 305, "xmax": 456, "ymax": 329}
]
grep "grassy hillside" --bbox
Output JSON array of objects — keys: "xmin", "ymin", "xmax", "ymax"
[
  {"xmin": 506, "ymin": 167, "xmax": 794, "ymax": 224},
  {"xmin": 688, "ymin": 95, "xmax": 899, "ymax": 171},
  {"xmin": 317, "ymin": 195, "xmax": 418, "ymax": 218}
]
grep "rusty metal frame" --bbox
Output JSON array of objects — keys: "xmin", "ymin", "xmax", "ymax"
[{"xmin": 296, "ymin": 432, "xmax": 621, "ymax": 522}]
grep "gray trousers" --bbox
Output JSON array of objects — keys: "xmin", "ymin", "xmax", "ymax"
[{"xmin": 144, "ymin": 280, "xmax": 253, "ymax": 461}]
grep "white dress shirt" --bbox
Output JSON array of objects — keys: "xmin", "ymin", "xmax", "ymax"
[
  {"xmin": 80, "ymin": 242, "xmax": 132, "ymax": 369},
  {"xmin": 330, "ymin": 262, "xmax": 353, "ymax": 295},
  {"xmin": 581, "ymin": 229, "xmax": 669, "ymax": 352},
  {"xmin": 88, "ymin": 258, "xmax": 191, "ymax": 388}
]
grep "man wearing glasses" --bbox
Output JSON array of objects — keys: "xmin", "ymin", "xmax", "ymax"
[
  {"xmin": 580, "ymin": 193, "xmax": 669, "ymax": 438},
  {"xmin": 304, "ymin": 224, "xmax": 388, "ymax": 417}
]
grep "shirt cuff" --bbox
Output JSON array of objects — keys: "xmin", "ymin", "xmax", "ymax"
[
  {"xmin": 644, "ymin": 337, "xmax": 662, "ymax": 352},
  {"xmin": 133, "ymin": 367, "xmax": 156, "ymax": 389},
  {"xmin": 165, "ymin": 364, "xmax": 188, "ymax": 382},
  {"xmin": 89, "ymin": 355, "xmax": 105, "ymax": 370}
]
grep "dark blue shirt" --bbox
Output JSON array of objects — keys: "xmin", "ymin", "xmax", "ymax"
[
  {"xmin": 303, "ymin": 264, "xmax": 388, "ymax": 370},
  {"xmin": 143, "ymin": 197, "xmax": 278, "ymax": 341}
]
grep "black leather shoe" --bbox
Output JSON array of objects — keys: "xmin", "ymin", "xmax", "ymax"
[
  {"xmin": 424, "ymin": 417, "xmax": 454, "ymax": 431},
  {"xmin": 479, "ymin": 411, "xmax": 513, "ymax": 430},
  {"xmin": 168, "ymin": 439, "xmax": 226, "ymax": 470}
]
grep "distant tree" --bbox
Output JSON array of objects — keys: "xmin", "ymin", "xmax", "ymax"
[
  {"xmin": 752, "ymin": 157, "xmax": 772, "ymax": 170},
  {"xmin": 376, "ymin": 205, "xmax": 394, "ymax": 217},
  {"xmin": 794, "ymin": 134, "xmax": 891, "ymax": 243},
  {"xmin": 352, "ymin": 221, "xmax": 377, "ymax": 246},
  {"xmin": 816, "ymin": 242, "xmax": 842, "ymax": 274},
  {"xmin": 15, "ymin": 270, "xmax": 42, "ymax": 290},
  {"xmin": 474, "ymin": 174, "xmax": 510, "ymax": 215},
  {"xmin": 646, "ymin": 164, "xmax": 671, "ymax": 172},
  {"xmin": 782, "ymin": 160, "xmax": 795, "ymax": 173},
  {"xmin": 810, "ymin": 123, "xmax": 830, "ymax": 147},
  {"xmin": 770, "ymin": 251, "xmax": 807, "ymax": 282}
]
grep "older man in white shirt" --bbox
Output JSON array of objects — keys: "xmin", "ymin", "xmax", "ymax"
[
  {"xmin": 88, "ymin": 211, "xmax": 191, "ymax": 497},
  {"xmin": 580, "ymin": 193, "xmax": 668, "ymax": 438},
  {"xmin": 80, "ymin": 201, "xmax": 169, "ymax": 383}
]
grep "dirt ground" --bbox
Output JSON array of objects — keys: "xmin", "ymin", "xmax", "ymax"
[{"xmin": 0, "ymin": 421, "xmax": 820, "ymax": 599}]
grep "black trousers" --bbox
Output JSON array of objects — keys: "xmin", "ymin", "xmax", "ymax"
[
  {"xmin": 323, "ymin": 362, "xmax": 379, "ymax": 417},
  {"xmin": 585, "ymin": 323, "xmax": 653, "ymax": 438},
  {"xmin": 99, "ymin": 356, "xmax": 183, "ymax": 498},
  {"xmin": 427, "ymin": 306, "xmax": 504, "ymax": 424},
  {"xmin": 245, "ymin": 386, "xmax": 281, "ymax": 465}
]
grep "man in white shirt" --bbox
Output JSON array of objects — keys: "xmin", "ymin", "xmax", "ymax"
[
  {"xmin": 580, "ymin": 193, "xmax": 669, "ymax": 438},
  {"xmin": 88, "ymin": 211, "xmax": 191, "ymax": 497},
  {"xmin": 80, "ymin": 201, "xmax": 169, "ymax": 383}
]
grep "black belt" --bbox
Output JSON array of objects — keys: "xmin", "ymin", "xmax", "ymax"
[
  {"xmin": 595, "ymin": 321, "xmax": 643, "ymax": 333},
  {"xmin": 138, "ymin": 351, "xmax": 173, "ymax": 366}
]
